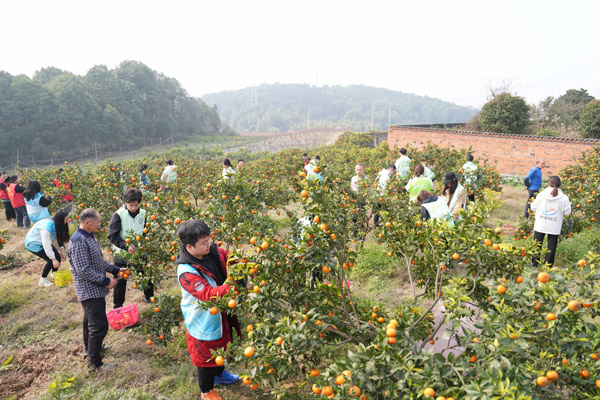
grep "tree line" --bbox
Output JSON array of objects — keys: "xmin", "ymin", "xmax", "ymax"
[
  {"xmin": 202, "ymin": 83, "xmax": 477, "ymax": 133},
  {"xmin": 467, "ymin": 88, "xmax": 600, "ymax": 138},
  {"xmin": 0, "ymin": 61, "xmax": 232, "ymax": 165}
]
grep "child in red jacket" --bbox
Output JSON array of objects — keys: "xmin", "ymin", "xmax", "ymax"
[{"xmin": 176, "ymin": 220, "xmax": 242, "ymax": 400}]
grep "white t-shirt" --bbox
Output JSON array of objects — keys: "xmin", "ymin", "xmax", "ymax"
[{"xmin": 530, "ymin": 187, "xmax": 572, "ymax": 235}]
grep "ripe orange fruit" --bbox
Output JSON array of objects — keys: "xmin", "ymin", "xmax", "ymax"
[
  {"xmin": 228, "ymin": 299, "xmax": 237, "ymax": 308},
  {"xmin": 386, "ymin": 327, "xmax": 397, "ymax": 337},
  {"xmin": 568, "ymin": 300, "xmax": 581, "ymax": 312},
  {"xmin": 243, "ymin": 346, "xmax": 255, "ymax": 357},
  {"xmin": 314, "ymin": 215, "xmax": 320, "ymax": 223},
  {"xmin": 537, "ymin": 271, "xmax": 550, "ymax": 283},
  {"xmin": 387, "ymin": 337, "xmax": 397, "ymax": 344},
  {"xmin": 452, "ymin": 253, "xmax": 459, "ymax": 260},
  {"xmin": 335, "ymin": 375, "xmax": 346, "ymax": 385},
  {"xmin": 246, "ymin": 324, "xmax": 253, "ymax": 332},
  {"xmin": 154, "ymin": 307, "xmax": 160, "ymax": 313},
  {"xmin": 470, "ymin": 355, "xmax": 477, "ymax": 363},
  {"xmin": 312, "ymin": 385, "xmax": 322, "ymax": 394},
  {"xmin": 580, "ymin": 369, "xmax": 590, "ymax": 378},
  {"xmin": 310, "ymin": 369, "xmax": 320, "ymax": 377},
  {"xmin": 484, "ymin": 238, "xmax": 492, "ymax": 246},
  {"xmin": 242, "ymin": 376, "xmax": 252, "ymax": 385},
  {"xmin": 146, "ymin": 339, "xmax": 153, "ymax": 346},
  {"xmin": 536, "ymin": 376, "xmax": 549, "ymax": 387},
  {"xmin": 546, "ymin": 312, "xmax": 557, "ymax": 321},
  {"xmin": 322, "ymin": 266, "xmax": 331, "ymax": 273},
  {"xmin": 322, "ymin": 386, "xmax": 333, "ymax": 396},
  {"xmin": 150, "ymin": 297, "xmax": 156, "ymax": 303},
  {"xmin": 275, "ymin": 337, "xmax": 283, "ymax": 346},
  {"xmin": 423, "ymin": 387, "xmax": 435, "ymax": 397},
  {"xmin": 546, "ymin": 370, "xmax": 558, "ymax": 381},
  {"xmin": 516, "ymin": 276, "xmax": 523, "ymax": 283},
  {"xmin": 497, "ymin": 284, "xmax": 506, "ymax": 294},
  {"xmin": 578, "ymin": 259, "xmax": 587, "ymax": 267},
  {"xmin": 300, "ymin": 190, "xmax": 308, "ymax": 198},
  {"xmin": 596, "ymin": 380, "xmax": 600, "ymax": 389},
  {"xmin": 260, "ymin": 241, "xmax": 269, "ymax": 250},
  {"xmin": 215, "ymin": 355, "xmax": 224, "ymax": 366},
  {"xmin": 349, "ymin": 386, "xmax": 361, "ymax": 397}
]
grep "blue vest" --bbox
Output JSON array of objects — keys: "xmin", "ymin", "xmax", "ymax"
[
  {"xmin": 25, "ymin": 192, "xmax": 50, "ymax": 224},
  {"xmin": 25, "ymin": 218, "xmax": 56, "ymax": 253},
  {"xmin": 177, "ymin": 263, "xmax": 223, "ymax": 341}
]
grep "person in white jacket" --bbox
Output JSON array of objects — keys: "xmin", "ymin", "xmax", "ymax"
[{"xmin": 530, "ymin": 176, "xmax": 572, "ymax": 268}]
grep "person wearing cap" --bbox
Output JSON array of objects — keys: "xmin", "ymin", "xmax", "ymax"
[{"xmin": 442, "ymin": 172, "xmax": 467, "ymax": 222}]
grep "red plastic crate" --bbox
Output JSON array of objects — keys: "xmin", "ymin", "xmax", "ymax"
[{"xmin": 107, "ymin": 303, "xmax": 139, "ymax": 330}]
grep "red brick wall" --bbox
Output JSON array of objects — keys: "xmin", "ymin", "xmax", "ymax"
[{"xmin": 388, "ymin": 126, "xmax": 600, "ymax": 176}]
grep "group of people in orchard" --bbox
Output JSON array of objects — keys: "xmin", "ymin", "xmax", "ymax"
[
  {"xmin": 350, "ymin": 148, "xmax": 478, "ymax": 226},
  {"xmin": 0, "ymin": 151, "xmax": 575, "ymax": 400}
]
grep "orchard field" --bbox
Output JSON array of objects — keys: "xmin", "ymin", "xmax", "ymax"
[{"xmin": 1, "ymin": 133, "xmax": 600, "ymax": 400}]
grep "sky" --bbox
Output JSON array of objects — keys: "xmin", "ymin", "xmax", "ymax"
[{"xmin": 2, "ymin": 0, "xmax": 600, "ymax": 109}]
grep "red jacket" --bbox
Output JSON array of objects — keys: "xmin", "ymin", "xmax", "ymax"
[
  {"xmin": 7, "ymin": 183, "xmax": 25, "ymax": 208},
  {"xmin": 53, "ymin": 179, "xmax": 73, "ymax": 202},
  {"xmin": 178, "ymin": 246, "xmax": 242, "ymax": 367},
  {"xmin": 0, "ymin": 180, "xmax": 9, "ymax": 201}
]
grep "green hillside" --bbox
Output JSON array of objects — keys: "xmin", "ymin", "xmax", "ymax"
[{"xmin": 202, "ymin": 83, "xmax": 476, "ymax": 132}]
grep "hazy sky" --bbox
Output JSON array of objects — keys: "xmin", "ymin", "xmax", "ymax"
[{"xmin": 2, "ymin": 0, "xmax": 600, "ymax": 108}]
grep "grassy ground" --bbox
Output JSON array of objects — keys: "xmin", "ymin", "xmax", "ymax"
[{"xmin": 0, "ymin": 185, "xmax": 597, "ymax": 399}]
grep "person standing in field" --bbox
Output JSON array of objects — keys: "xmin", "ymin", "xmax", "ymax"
[
  {"xmin": 405, "ymin": 165, "xmax": 433, "ymax": 203},
  {"xmin": 25, "ymin": 209, "xmax": 70, "ymax": 287},
  {"xmin": 524, "ymin": 160, "xmax": 545, "ymax": 219},
  {"xmin": 236, "ymin": 159, "xmax": 244, "ymax": 170},
  {"xmin": 7, "ymin": 176, "xmax": 29, "ymax": 228},
  {"xmin": 442, "ymin": 172, "xmax": 467, "ymax": 222},
  {"xmin": 416, "ymin": 190, "xmax": 454, "ymax": 227},
  {"xmin": 461, "ymin": 154, "xmax": 479, "ymax": 202},
  {"xmin": 108, "ymin": 188, "xmax": 154, "ymax": 308},
  {"xmin": 53, "ymin": 168, "xmax": 74, "ymax": 213},
  {"xmin": 394, "ymin": 148, "xmax": 411, "ymax": 179},
  {"xmin": 24, "ymin": 180, "xmax": 52, "ymax": 224},
  {"xmin": 222, "ymin": 158, "xmax": 236, "ymax": 179},
  {"xmin": 161, "ymin": 160, "xmax": 177, "ymax": 192},
  {"xmin": 0, "ymin": 172, "xmax": 16, "ymax": 222},
  {"xmin": 351, "ymin": 163, "xmax": 368, "ymax": 193},
  {"xmin": 68, "ymin": 208, "xmax": 127, "ymax": 371},
  {"xmin": 176, "ymin": 220, "xmax": 242, "ymax": 400},
  {"xmin": 530, "ymin": 176, "xmax": 571, "ymax": 268},
  {"xmin": 138, "ymin": 164, "xmax": 149, "ymax": 188}
]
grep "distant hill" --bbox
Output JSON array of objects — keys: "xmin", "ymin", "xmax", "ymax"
[{"xmin": 202, "ymin": 83, "xmax": 477, "ymax": 133}]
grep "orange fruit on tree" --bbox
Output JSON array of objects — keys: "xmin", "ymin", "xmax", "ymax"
[
  {"xmin": 349, "ymin": 386, "xmax": 361, "ymax": 397},
  {"xmin": 470, "ymin": 355, "xmax": 477, "ymax": 363},
  {"xmin": 312, "ymin": 385, "xmax": 322, "ymax": 394},
  {"xmin": 578, "ymin": 259, "xmax": 587, "ymax": 267},
  {"xmin": 243, "ymin": 346, "xmax": 255, "ymax": 357},
  {"xmin": 546, "ymin": 312, "xmax": 557, "ymax": 321},
  {"xmin": 386, "ymin": 327, "xmax": 397, "ymax": 337},
  {"xmin": 275, "ymin": 337, "xmax": 283, "ymax": 346},
  {"xmin": 250, "ymin": 382, "xmax": 259, "ymax": 390},
  {"xmin": 546, "ymin": 370, "xmax": 558, "ymax": 382},
  {"xmin": 484, "ymin": 238, "xmax": 492, "ymax": 246},
  {"xmin": 335, "ymin": 375, "xmax": 346, "ymax": 385},
  {"xmin": 537, "ymin": 271, "xmax": 550, "ymax": 283},
  {"xmin": 423, "ymin": 388, "xmax": 435, "ymax": 397},
  {"xmin": 322, "ymin": 386, "xmax": 333, "ymax": 396},
  {"xmin": 246, "ymin": 324, "xmax": 253, "ymax": 332},
  {"xmin": 536, "ymin": 376, "xmax": 549, "ymax": 387},
  {"xmin": 260, "ymin": 241, "xmax": 269, "ymax": 250},
  {"xmin": 242, "ymin": 376, "xmax": 252, "ymax": 385},
  {"xmin": 146, "ymin": 339, "xmax": 153, "ymax": 346},
  {"xmin": 596, "ymin": 380, "xmax": 600, "ymax": 389},
  {"xmin": 228, "ymin": 299, "xmax": 237, "ymax": 308},
  {"xmin": 300, "ymin": 190, "xmax": 308, "ymax": 198},
  {"xmin": 568, "ymin": 300, "xmax": 581, "ymax": 312},
  {"xmin": 310, "ymin": 369, "xmax": 320, "ymax": 377},
  {"xmin": 580, "ymin": 369, "xmax": 590, "ymax": 378},
  {"xmin": 452, "ymin": 253, "xmax": 459, "ymax": 260},
  {"xmin": 497, "ymin": 284, "xmax": 506, "ymax": 294},
  {"xmin": 215, "ymin": 355, "xmax": 224, "ymax": 366},
  {"xmin": 516, "ymin": 276, "xmax": 523, "ymax": 283}
]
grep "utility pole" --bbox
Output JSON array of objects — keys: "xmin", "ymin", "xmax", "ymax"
[{"xmin": 371, "ymin": 99, "xmax": 375, "ymax": 131}]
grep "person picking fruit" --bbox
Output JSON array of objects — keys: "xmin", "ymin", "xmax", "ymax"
[{"xmin": 176, "ymin": 220, "xmax": 242, "ymax": 400}]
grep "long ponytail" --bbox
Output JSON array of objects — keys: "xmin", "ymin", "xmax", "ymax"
[
  {"xmin": 548, "ymin": 176, "xmax": 561, "ymax": 197},
  {"xmin": 53, "ymin": 209, "xmax": 70, "ymax": 247}
]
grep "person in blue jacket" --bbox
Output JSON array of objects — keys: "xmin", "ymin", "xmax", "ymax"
[
  {"xmin": 524, "ymin": 160, "xmax": 546, "ymax": 219},
  {"xmin": 24, "ymin": 180, "xmax": 52, "ymax": 224},
  {"xmin": 25, "ymin": 209, "xmax": 70, "ymax": 287}
]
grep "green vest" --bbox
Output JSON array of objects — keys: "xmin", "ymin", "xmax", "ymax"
[
  {"xmin": 406, "ymin": 177, "xmax": 432, "ymax": 202},
  {"xmin": 112, "ymin": 207, "xmax": 146, "ymax": 256},
  {"xmin": 422, "ymin": 197, "xmax": 454, "ymax": 227},
  {"xmin": 395, "ymin": 156, "xmax": 411, "ymax": 179}
]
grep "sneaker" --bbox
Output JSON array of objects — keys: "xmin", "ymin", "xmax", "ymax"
[
  {"xmin": 214, "ymin": 370, "xmax": 239, "ymax": 385},
  {"xmin": 200, "ymin": 389, "xmax": 223, "ymax": 400},
  {"xmin": 38, "ymin": 277, "xmax": 53, "ymax": 287}
]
